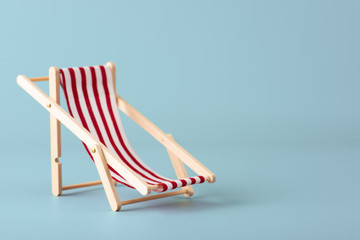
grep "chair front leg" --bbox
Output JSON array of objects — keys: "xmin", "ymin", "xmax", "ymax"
[{"xmin": 91, "ymin": 144, "xmax": 122, "ymax": 211}]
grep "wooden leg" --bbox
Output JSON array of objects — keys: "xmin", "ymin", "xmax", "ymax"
[
  {"xmin": 49, "ymin": 67, "xmax": 62, "ymax": 196},
  {"xmin": 166, "ymin": 134, "xmax": 194, "ymax": 197},
  {"xmin": 92, "ymin": 145, "xmax": 122, "ymax": 211}
]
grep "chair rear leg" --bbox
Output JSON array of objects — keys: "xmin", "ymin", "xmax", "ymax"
[{"xmin": 49, "ymin": 66, "xmax": 62, "ymax": 196}]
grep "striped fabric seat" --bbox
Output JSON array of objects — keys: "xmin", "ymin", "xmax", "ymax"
[{"xmin": 59, "ymin": 65, "xmax": 206, "ymax": 192}]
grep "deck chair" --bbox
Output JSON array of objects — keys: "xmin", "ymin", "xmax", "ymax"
[{"xmin": 17, "ymin": 62, "xmax": 216, "ymax": 211}]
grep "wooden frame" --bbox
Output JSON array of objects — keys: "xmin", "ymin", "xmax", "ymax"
[{"xmin": 16, "ymin": 62, "xmax": 216, "ymax": 211}]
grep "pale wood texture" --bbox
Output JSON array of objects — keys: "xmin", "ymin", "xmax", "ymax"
[
  {"xmin": 166, "ymin": 134, "xmax": 194, "ymax": 197},
  {"xmin": 92, "ymin": 144, "xmax": 121, "ymax": 211},
  {"xmin": 49, "ymin": 67, "xmax": 62, "ymax": 196},
  {"xmin": 148, "ymin": 184, "xmax": 161, "ymax": 191},
  {"xmin": 106, "ymin": 62, "xmax": 116, "ymax": 94},
  {"xmin": 121, "ymin": 189, "xmax": 187, "ymax": 206},
  {"xmin": 116, "ymin": 95, "xmax": 216, "ymax": 183},
  {"xmin": 30, "ymin": 76, "xmax": 49, "ymax": 82},
  {"xmin": 62, "ymin": 180, "xmax": 103, "ymax": 190},
  {"xmin": 17, "ymin": 75, "xmax": 151, "ymax": 195},
  {"xmin": 62, "ymin": 180, "xmax": 117, "ymax": 190}
]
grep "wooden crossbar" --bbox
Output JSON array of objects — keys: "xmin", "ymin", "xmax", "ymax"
[
  {"xmin": 30, "ymin": 76, "xmax": 49, "ymax": 82},
  {"xmin": 62, "ymin": 180, "xmax": 161, "ymax": 192},
  {"xmin": 121, "ymin": 189, "xmax": 187, "ymax": 206},
  {"xmin": 62, "ymin": 180, "xmax": 103, "ymax": 190}
]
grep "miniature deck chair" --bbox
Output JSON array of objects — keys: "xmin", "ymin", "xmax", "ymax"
[{"xmin": 17, "ymin": 62, "xmax": 216, "ymax": 211}]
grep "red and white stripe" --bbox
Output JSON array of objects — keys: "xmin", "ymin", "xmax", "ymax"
[{"xmin": 59, "ymin": 65, "xmax": 205, "ymax": 192}]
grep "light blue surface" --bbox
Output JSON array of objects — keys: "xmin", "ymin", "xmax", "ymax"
[{"xmin": 1, "ymin": 0, "xmax": 360, "ymax": 239}]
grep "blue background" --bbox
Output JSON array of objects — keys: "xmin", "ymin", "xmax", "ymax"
[{"xmin": 1, "ymin": 0, "xmax": 360, "ymax": 239}]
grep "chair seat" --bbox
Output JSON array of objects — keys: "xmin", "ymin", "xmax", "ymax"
[{"xmin": 60, "ymin": 65, "xmax": 207, "ymax": 192}]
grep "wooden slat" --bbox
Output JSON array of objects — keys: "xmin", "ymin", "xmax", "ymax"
[
  {"xmin": 30, "ymin": 76, "xmax": 49, "ymax": 82},
  {"xmin": 62, "ymin": 180, "xmax": 103, "ymax": 190},
  {"xmin": 106, "ymin": 61, "xmax": 116, "ymax": 95}
]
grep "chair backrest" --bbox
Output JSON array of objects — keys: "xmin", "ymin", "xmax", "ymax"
[{"xmin": 59, "ymin": 65, "xmax": 180, "ymax": 191}]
